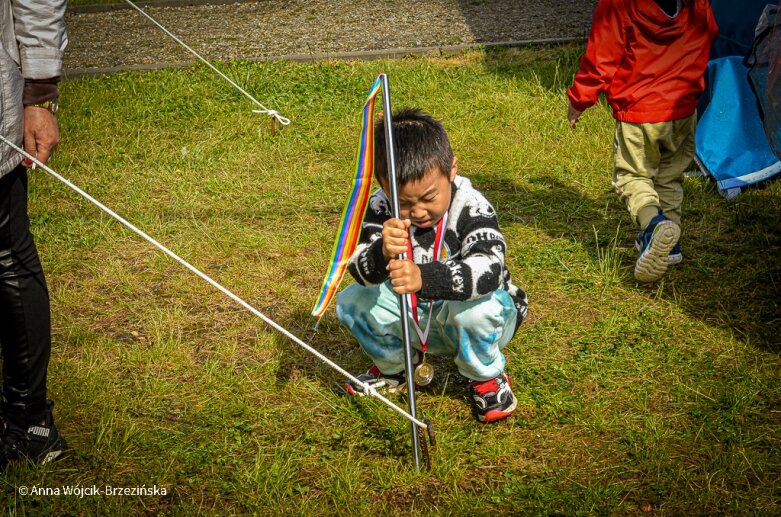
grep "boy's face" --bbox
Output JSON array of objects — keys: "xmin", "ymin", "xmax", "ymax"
[{"xmin": 380, "ymin": 158, "xmax": 458, "ymax": 228}]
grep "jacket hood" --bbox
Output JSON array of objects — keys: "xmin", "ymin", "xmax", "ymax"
[{"xmin": 628, "ymin": 0, "xmax": 690, "ymax": 42}]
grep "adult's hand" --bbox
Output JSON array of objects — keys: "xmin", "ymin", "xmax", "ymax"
[{"xmin": 23, "ymin": 106, "xmax": 60, "ymax": 166}]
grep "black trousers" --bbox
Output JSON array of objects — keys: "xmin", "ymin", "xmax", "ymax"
[{"xmin": 0, "ymin": 165, "xmax": 50, "ymax": 427}]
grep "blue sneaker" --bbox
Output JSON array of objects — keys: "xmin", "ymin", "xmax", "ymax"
[{"xmin": 634, "ymin": 210, "xmax": 681, "ymax": 282}]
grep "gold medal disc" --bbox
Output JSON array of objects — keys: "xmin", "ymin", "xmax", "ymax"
[{"xmin": 413, "ymin": 361, "xmax": 434, "ymax": 386}]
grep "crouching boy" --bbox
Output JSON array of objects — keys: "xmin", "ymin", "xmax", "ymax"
[{"xmin": 336, "ymin": 108, "xmax": 528, "ymax": 423}]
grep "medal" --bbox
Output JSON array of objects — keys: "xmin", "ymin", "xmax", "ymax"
[
  {"xmin": 413, "ymin": 354, "xmax": 434, "ymax": 386},
  {"xmin": 406, "ymin": 214, "xmax": 447, "ymax": 386}
]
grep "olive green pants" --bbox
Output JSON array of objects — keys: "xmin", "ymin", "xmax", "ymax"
[{"xmin": 612, "ymin": 115, "xmax": 696, "ymax": 229}]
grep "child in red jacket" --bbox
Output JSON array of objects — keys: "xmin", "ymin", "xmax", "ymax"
[{"xmin": 567, "ymin": 0, "xmax": 718, "ymax": 282}]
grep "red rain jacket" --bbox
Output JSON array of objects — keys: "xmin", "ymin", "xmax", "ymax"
[{"xmin": 568, "ymin": 0, "xmax": 719, "ymax": 123}]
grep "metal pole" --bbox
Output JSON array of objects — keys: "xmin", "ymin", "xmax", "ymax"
[{"xmin": 380, "ymin": 73, "xmax": 421, "ymax": 470}]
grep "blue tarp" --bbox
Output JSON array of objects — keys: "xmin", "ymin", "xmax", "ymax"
[
  {"xmin": 695, "ymin": 0, "xmax": 780, "ymax": 198},
  {"xmin": 695, "ymin": 56, "xmax": 781, "ymax": 198}
]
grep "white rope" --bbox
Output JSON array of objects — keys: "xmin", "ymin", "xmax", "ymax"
[
  {"xmin": 0, "ymin": 136, "xmax": 425, "ymax": 430},
  {"xmin": 123, "ymin": 0, "xmax": 290, "ymax": 127}
]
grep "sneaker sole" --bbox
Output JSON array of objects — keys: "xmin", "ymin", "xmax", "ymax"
[
  {"xmin": 635, "ymin": 241, "xmax": 682, "ymax": 266},
  {"xmin": 40, "ymin": 449, "xmax": 66, "ymax": 464},
  {"xmin": 634, "ymin": 220, "xmax": 680, "ymax": 283}
]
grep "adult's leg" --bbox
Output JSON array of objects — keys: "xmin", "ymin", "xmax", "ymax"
[{"xmin": 0, "ymin": 166, "xmax": 51, "ymax": 428}]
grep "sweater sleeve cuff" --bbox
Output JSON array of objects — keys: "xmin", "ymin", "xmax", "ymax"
[
  {"xmin": 368, "ymin": 238, "xmax": 388, "ymax": 274},
  {"xmin": 23, "ymin": 80, "xmax": 59, "ymax": 105},
  {"xmin": 417, "ymin": 261, "xmax": 467, "ymax": 301},
  {"xmin": 20, "ymin": 47, "xmax": 64, "ymax": 81},
  {"xmin": 352, "ymin": 238, "xmax": 390, "ymax": 285},
  {"xmin": 566, "ymin": 88, "xmax": 594, "ymax": 113}
]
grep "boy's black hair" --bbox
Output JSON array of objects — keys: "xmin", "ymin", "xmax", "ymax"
[{"xmin": 374, "ymin": 108, "xmax": 454, "ymax": 185}]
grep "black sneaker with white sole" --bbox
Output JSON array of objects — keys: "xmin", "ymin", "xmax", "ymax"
[
  {"xmin": 343, "ymin": 364, "xmax": 407, "ymax": 396},
  {"xmin": 0, "ymin": 400, "xmax": 67, "ymax": 471}
]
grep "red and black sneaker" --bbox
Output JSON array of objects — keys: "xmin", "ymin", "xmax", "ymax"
[
  {"xmin": 467, "ymin": 374, "xmax": 517, "ymax": 423},
  {"xmin": 343, "ymin": 364, "xmax": 406, "ymax": 396}
]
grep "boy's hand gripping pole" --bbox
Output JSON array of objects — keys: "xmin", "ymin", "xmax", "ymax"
[{"xmin": 380, "ymin": 74, "xmax": 423, "ymax": 471}]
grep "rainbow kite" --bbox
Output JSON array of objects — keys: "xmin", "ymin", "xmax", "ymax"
[{"xmin": 312, "ymin": 74, "xmax": 385, "ymax": 318}]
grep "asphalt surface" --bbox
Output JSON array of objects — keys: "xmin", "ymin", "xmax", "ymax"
[{"xmin": 63, "ymin": 0, "xmax": 597, "ymax": 76}]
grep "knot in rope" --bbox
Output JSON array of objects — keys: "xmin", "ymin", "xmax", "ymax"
[
  {"xmin": 252, "ymin": 108, "xmax": 291, "ymax": 126},
  {"xmin": 364, "ymin": 385, "xmax": 380, "ymax": 399},
  {"xmin": 125, "ymin": 0, "xmax": 290, "ymax": 129}
]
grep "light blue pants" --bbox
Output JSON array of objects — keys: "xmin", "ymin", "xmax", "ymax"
[{"xmin": 336, "ymin": 282, "xmax": 518, "ymax": 382}]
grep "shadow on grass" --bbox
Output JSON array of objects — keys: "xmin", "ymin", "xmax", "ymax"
[
  {"xmin": 475, "ymin": 170, "xmax": 781, "ymax": 353},
  {"xmin": 457, "ymin": 9, "xmax": 780, "ymax": 353},
  {"xmin": 661, "ymin": 178, "xmax": 781, "ymax": 352},
  {"xmin": 270, "ymin": 308, "xmax": 476, "ymax": 420},
  {"xmin": 269, "ymin": 171, "xmax": 779, "ymax": 403},
  {"xmin": 269, "ymin": 309, "xmax": 353, "ymax": 389},
  {"xmin": 455, "ymin": 0, "xmax": 595, "ymax": 45}
]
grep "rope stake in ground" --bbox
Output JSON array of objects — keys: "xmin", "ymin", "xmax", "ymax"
[
  {"xmin": 123, "ymin": 0, "xmax": 290, "ymax": 128},
  {"xmin": 0, "ymin": 135, "xmax": 426, "ymax": 433}
]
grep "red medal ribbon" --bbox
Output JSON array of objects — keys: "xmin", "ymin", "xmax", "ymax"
[{"xmin": 405, "ymin": 213, "xmax": 448, "ymax": 353}]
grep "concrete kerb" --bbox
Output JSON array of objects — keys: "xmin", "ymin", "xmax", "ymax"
[
  {"xmin": 62, "ymin": 37, "xmax": 586, "ymax": 79},
  {"xmin": 68, "ymin": 0, "xmax": 263, "ymax": 14}
]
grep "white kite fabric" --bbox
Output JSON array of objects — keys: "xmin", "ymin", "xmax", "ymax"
[
  {"xmin": 123, "ymin": 0, "xmax": 290, "ymax": 127},
  {"xmin": 0, "ymin": 135, "xmax": 426, "ymax": 430}
]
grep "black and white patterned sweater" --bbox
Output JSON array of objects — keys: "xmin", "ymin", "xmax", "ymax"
[{"xmin": 346, "ymin": 175, "xmax": 528, "ymax": 327}]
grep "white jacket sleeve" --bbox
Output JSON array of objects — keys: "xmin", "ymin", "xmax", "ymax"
[{"xmin": 12, "ymin": 0, "xmax": 67, "ymax": 79}]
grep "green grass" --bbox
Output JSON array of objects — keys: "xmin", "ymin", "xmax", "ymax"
[{"xmin": 2, "ymin": 47, "xmax": 779, "ymax": 515}]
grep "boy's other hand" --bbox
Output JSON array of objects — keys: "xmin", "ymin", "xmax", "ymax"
[
  {"xmin": 567, "ymin": 100, "xmax": 582, "ymax": 129},
  {"xmin": 387, "ymin": 259, "xmax": 422, "ymax": 295},
  {"xmin": 382, "ymin": 218, "xmax": 411, "ymax": 261}
]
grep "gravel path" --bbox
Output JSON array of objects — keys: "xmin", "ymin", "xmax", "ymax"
[{"xmin": 64, "ymin": 0, "xmax": 597, "ymax": 74}]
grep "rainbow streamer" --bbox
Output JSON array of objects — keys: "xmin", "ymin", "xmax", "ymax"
[{"xmin": 312, "ymin": 74, "xmax": 385, "ymax": 318}]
